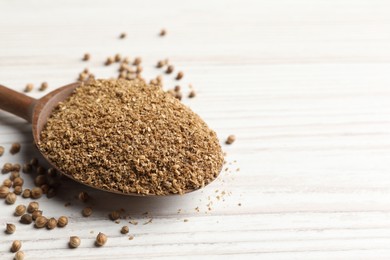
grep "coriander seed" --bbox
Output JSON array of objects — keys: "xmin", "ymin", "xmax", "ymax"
[
  {"xmin": 30, "ymin": 158, "xmax": 38, "ymax": 167},
  {"xmin": 82, "ymin": 207, "xmax": 92, "ymax": 217},
  {"xmin": 22, "ymin": 163, "xmax": 32, "ymax": 173},
  {"xmin": 27, "ymin": 201, "xmax": 39, "ymax": 213},
  {"xmin": 105, "ymin": 57, "xmax": 114, "ymax": 66},
  {"xmin": 225, "ymin": 135, "xmax": 236, "ymax": 145},
  {"xmin": 78, "ymin": 191, "xmax": 89, "ymax": 202},
  {"xmin": 41, "ymin": 184, "xmax": 49, "ymax": 194},
  {"xmin": 31, "ymin": 187, "xmax": 43, "ymax": 199},
  {"xmin": 166, "ymin": 65, "xmax": 174, "ymax": 74},
  {"xmin": 109, "ymin": 211, "xmax": 120, "ymax": 221},
  {"xmin": 12, "ymin": 164, "xmax": 21, "ymax": 172},
  {"xmin": 0, "ymin": 145, "xmax": 4, "ymax": 156},
  {"xmin": 14, "ymin": 186, "xmax": 22, "ymax": 195},
  {"xmin": 6, "ymin": 223, "xmax": 16, "ymax": 234},
  {"xmin": 35, "ymin": 216, "xmax": 48, "ymax": 228},
  {"xmin": 176, "ymin": 71, "xmax": 184, "ymax": 80},
  {"xmin": 57, "ymin": 216, "xmax": 68, "ymax": 227},
  {"xmin": 133, "ymin": 57, "xmax": 142, "ymax": 66},
  {"xmin": 6, "ymin": 192, "xmax": 17, "ymax": 204},
  {"xmin": 15, "ymin": 251, "xmax": 25, "ymax": 260},
  {"xmin": 13, "ymin": 177, "xmax": 24, "ymax": 187},
  {"xmin": 10, "ymin": 171, "xmax": 20, "ymax": 181},
  {"xmin": 95, "ymin": 232, "xmax": 107, "ymax": 247},
  {"xmin": 14, "ymin": 205, "xmax": 26, "ymax": 216},
  {"xmin": 188, "ymin": 90, "xmax": 196, "ymax": 98},
  {"xmin": 3, "ymin": 178, "xmax": 12, "ymax": 187},
  {"xmin": 20, "ymin": 214, "xmax": 32, "ymax": 224},
  {"xmin": 69, "ymin": 236, "xmax": 81, "ymax": 248},
  {"xmin": 0, "ymin": 185, "xmax": 9, "ymax": 198},
  {"xmin": 82, "ymin": 53, "xmax": 90, "ymax": 61},
  {"xmin": 46, "ymin": 218, "xmax": 57, "ymax": 229},
  {"xmin": 34, "ymin": 175, "xmax": 46, "ymax": 186},
  {"xmin": 159, "ymin": 29, "xmax": 166, "ymax": 36},
  {"xmin": 120, "ymin": 225, "xmax": 129, "ymax": 234},
  {"xmin": 39, "ymin": 82, "xmax": 48, "ymax": 91},
  {"xmin": 174, "ymin": 85, "xmax": 181, "ymax": 92},
  {"xmin": 156, "ymin": 60, "xmax": 164, "ymax": 68},
  {"xmin": 22, "ymin": 189, "xmax": 31, "ymax": 198},
  {"xmin": 114, "ymin": 54, "xmax": 121, "ymax": 62},
  {"xmin": 11, "ymin": 240, "xmax": 22, "ymax": 252},
  {"xmin": 36, "ymin": 166, "xmax": 45, "ymax": 175},
  {"xmin": 24, "ymin": 84, "xmax": 33, "ymax": 93},
  {"xmin": 31, "ymin": 210, "xmax": 43, "ymax": 221},
  {"xmin": 119, "ymin": 32, "xmax": 126, "ymax": 39},
  {"xmin": 2, "ymin": 162, "xmax": 13, "ymax": 173}
]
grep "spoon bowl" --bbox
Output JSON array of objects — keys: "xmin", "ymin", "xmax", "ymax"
[{"xmin": 0, "ymin": 82, "xmax": 190, "ymax": 196}]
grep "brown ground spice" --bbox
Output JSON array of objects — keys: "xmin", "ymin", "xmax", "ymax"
[{"xmin": 38, "ymin": 79, "xmax": 223, "ymax": 195}]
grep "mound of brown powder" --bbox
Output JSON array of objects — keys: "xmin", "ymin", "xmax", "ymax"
[{"xmin": 38, "ymin": 79, "xmax": 223, "ymax": 195}]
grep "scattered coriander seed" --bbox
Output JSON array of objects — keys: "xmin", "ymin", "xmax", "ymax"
[
  {"xmin": 0, "ymin": 146, "xmax": 4, "ymax": 156},
  {"xmin": 122, "ymin": 56, "xmax": 130, "ymax": 64},
  {"xmin": 6, "ymin": 223, "xmax": 16, "ymax": 234},
  {"xmin": 105, "ymin": 57, "xmax": 114, "ymax": 66},
  {"xmin": 35, "ymin": 216, "xmax": 48, "ymax": 228},
  {"xmin": 10, "ymin": 171, "xmax": 20, "ymax": 181},
  {"xmin": 14, "ymin": 251, "xmax": 25, "ymax": 260},
  {"xmin": 133, "ymin": 57, "xmax": 142, "ymax": 66},
  {"xmin": 22, "ymin": 189, "xmax": 31, "ymax": 198},
  {"xmin": 31, "ymin": 210, "xmax": 43, "ymax": 221},
  {"xmin": 3, "ymin": 179, "xmax": 12, "ymax": 187},
  {"xmin": 188, "ymin": 90, "xmax": 196, "ymax": 98},
  {"xmin": 13, "ymin": 177, "xmax": 24, "ymax": 187},
  {"xmin": 57, "ymin": 216, "xmax": 68, "ymax": 227},
  {"xmin": 2, "ymin": 162, "xmax": 13, "ymax": 173},
  {"xmin": 24, "ymin": 84, "xmax": 33, "ymax": 93},
  {"xmin": 156, "ymin": 60, "xmax": 165, "ymax": 68},
  {"xmin": 6, "ymin": 192, "xmax": 17, "ymax": 204},
  {"xmin": 9, "ymin": 143, "xmax": 21, "ymax": 155},
  {"xmin": 136, "ymin": 65, "xmax": 143, "ymax": 74},
  {"xmin": 174, "ymin": 85, "xmax": 181, "ymax": 92},
  {"xmin": 30, "ymin": 158, "xmax": 38, "ymax": 167},
  {"xmin": 114, "ymin": 54, "xmax": 121, "ymax": 62},
  {"xmin": 39, "ymin": 82, "xmax": 48, "ymax": 91},
  {"xmin": 27, "ymin": 202, "xmax": 39, "ymax": 213},
  {"xmin": 36, "ymin": 166, "xmax": 45, "ymax": 175},
  {"xmin": 119, "ymin": 32, "xmax": 126, "ymax": 39},
  {"xmin": 159, "ymin": 29, "xmax": 166, "ymax": 36},
  {"xmin": 31, "ymin": 187, "xmax": 43, "ymax": 199},
  {"xmin": 109, "ymin": 211, "xmax": 120, "ymax": 221},
  {"xmin": 11, "ymin": 240, "xmax": 22, "ymax": 253},
  {"xmin": 40, "ymin": 184, "xmax": 49, "ymax": 194},
  {"xmin": 22, "ymin": 163, "xmax": 32, "ymax": 174},
  {"xmin": 166, "ymin": 65, "xmax": 174, "ymax": 74},
  {"xmin": 225, "ymin": 135, "xmax": 236, "ymax": 145},
  {"xmin": 78, "ymin": 191, "xmax": 89, "ymax": 202},
  {"xmin": 82, "ymin": 207, "xmax": 93, "ymax": 217},
  {"xmin": 69, "ymin": 236, "xmax": 81, "ymax": 248},
  {"xmin": 95, "ymin": 232, "xmax": 107, "ymax": 247},
  {"xmin": 12, "ymin": 164, "xmax": 21, "ymax": 172},
  {"xmin": 176, "ymin": 71, "xmax": 184, "ymax": 80},
  {"xmin": 0, "ymin": 185, "xmax": 9, "ymax": 198},
  {"xmin": 82, "ymin": 53, "xmax": 90, "ymax": 61},
  {"xmin": 46, "ymin": 188, "xmax": 56, "ymax": 198},
  {"xmin": 46, "ymin": 218, "xmax": 57, "ymax": 230},
  {"xmin": 120, "ymin": 226, "xmax": 129, "ymax": 234},
  {"xmin": 14, "ymin": 186, "xmax": 22, "ymax": 195},
  {"xmin": 34, "ymin": 175, "xmax": 46, "ymax": 186},
  {"xmin": 20, "ymin": 214, "xmax": 32, "ymax": 224},
  {"xmin": 14, "ymin": 205, "xmax": 26, "ymax": 216}
]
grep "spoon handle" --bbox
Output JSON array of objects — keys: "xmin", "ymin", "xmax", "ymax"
[{"xmin": 0, "ymin": 84, "xmax": 37, "ymax": 123}]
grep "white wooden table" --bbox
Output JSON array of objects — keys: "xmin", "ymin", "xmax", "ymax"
[{"xmin": 1, "ymin": 0, "xmax": 390, "ymax": 259}]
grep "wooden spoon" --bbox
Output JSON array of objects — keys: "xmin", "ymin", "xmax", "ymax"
[{"xmin": 0, "ymin": 82, "xmax": 161, "ymax": 196}]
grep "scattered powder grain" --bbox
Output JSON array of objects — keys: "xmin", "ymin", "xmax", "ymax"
[
  {"xmin": 39, "ymin": 79, "xmax": 223, "ymax": 195},
  {"xmin": 0, "ymin": 146, "xmax": 4, "ymax": 156},
  {"xmin": 225, "ymin": 135, "xmax": 236, "ymax": 145}
]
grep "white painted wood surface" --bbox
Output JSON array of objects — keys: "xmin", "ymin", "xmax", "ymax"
[{"xmin": 1, "ymin": 0, "xmax": 390, "ymax": 259}]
